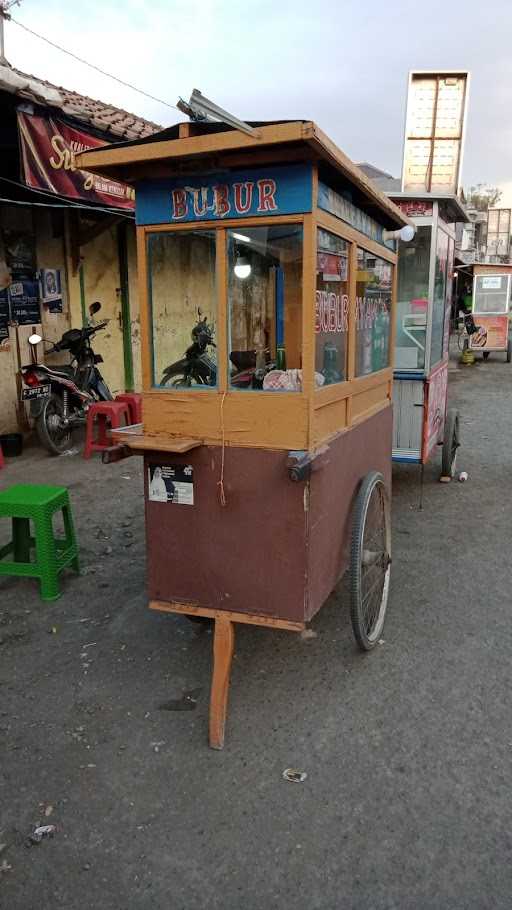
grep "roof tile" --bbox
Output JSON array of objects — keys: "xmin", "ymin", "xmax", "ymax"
[{"xmin": 2, "ymin": 63, "xmax": 161, "ymax": 140}]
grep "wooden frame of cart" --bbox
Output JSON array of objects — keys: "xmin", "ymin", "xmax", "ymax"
[
  {"xmin": 78, "ymin": 119, "xmax": 410, "ymax": 748},
  {"xmin": 389, "ymin": 193, "xmax": 468, "ymax": 480}
]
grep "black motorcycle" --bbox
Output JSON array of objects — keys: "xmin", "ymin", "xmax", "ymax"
[
  {"xmin": 161, "ymin": 309, "xmax": 275, "ymax": 389},
  {"xmin": 21, "ymin": 302, "xmax": 113, "ymax": 455},
  {"xmin": 161, "ymin": 310, "xmax": 217, "ymax": 387}
]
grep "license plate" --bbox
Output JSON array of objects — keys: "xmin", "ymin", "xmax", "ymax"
[{"xmin": 22, "ymin": 384, "xmax": 51, "ymax": 401}]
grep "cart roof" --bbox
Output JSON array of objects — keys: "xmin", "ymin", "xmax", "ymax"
[
  {"xmin": 389, "ymin": 192, "xmax": 469, "ymax": 224},
  {"xmin": 76, "ymin": 118, "xmax": 410, "ymax": 230},
  {"xmin": 459, "ymin": 261, "xmax": 512, "ymax": 272}
]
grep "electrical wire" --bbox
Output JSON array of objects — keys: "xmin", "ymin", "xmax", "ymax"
[
  {"xmin": 9, "ymin": 16, "xmax": 181, "ymax": 114},
  {"xmin": 0, "ymin": 194, "xmax": 134, "ymax": 216},
  {"xmin": 0, "ymin": 175, "xmax": 134, "ymax": 217}
]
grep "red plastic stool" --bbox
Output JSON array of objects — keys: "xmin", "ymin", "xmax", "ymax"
[
  {"xmin": 84, "ymin": 401, "xmax": 131, "ymax": 459},
  {"xmin": 115, "ymin": 392, "xmax": 142, "ymax": 425}
]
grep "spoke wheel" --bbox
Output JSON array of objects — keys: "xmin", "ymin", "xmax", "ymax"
[
  {"xmin": 170, "ymin": 375, "xmax": 192, "ymax": 388},
  {"xmin": 161, "ymin": 373, "xmax": 192, "ymax": 388},
  {"xmin": 36, "ymin": 393, "xmax": 73, "ymax": 455},
  {"xmin": 350, "ymin": 472, "xmax": 391, "ymax": 651}
]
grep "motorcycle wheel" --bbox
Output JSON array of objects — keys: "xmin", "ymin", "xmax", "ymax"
[
  {"xmin": 36, "ymin": 392, "xmax": 74, "ymax": 455},
  {"xmin": 161, "ymin": 373, "xmax": 193, "ymax": 388}
]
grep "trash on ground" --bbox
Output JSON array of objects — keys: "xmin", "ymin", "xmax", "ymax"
[
  {"xmin": 378, "ymin": 639, "xmax": 385, "ymax": 645},
  {"xmin": 300, "ymin": 628, "xmax": 317, "ymax": 641},
  {"xmin": 282, "ymin": 768, "xmax": 307, "ymax": 783},
  {"xmin": 458, "ymin": 471, "xmax": 469, "ymax": 482},
  {"xmin": 151, "ymin": 741, "xmax": 165, "ymax": 753},
  {"xmin": 44, "ymin": 804, "xmax": 54, "ymax": 817},
  {"xmin": 29, "ymin": 824, "xmax": 56, "ymax": 844},
  {"xmin": 159, "ymin": 687, "xmax": 202, "ymax": 711},
  {"xmin": 0, "ymin": 860, "xmax": 12, "ymax": 875}
]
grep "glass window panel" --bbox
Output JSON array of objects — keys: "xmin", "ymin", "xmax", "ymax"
[
  {"xmin": 474, "ymin": 275, "xmax": 509, "ymax": 314},
  {"xmin": 147, "ymin": 230, "xmax": 217, "ymax": 388},
  {"xmin": 395, "ymin": 225, "xmax": 431, "ymax": 371},
  {"xmin": 315, "ymin": 228, "xmax": 349, "ymax": 385},
  {"xmin": 443, "ymin": 236, "xmax": 455, "ymax": 358},
  {"xmin": 430, "ymin": 229, "xmax": 449, "ymax": 368},
  {"xmin": 227, "ymin": 225, "xmax": 303, "ymax": 391},
  {"xmin": 355, "ymin": 249, "xmax": 392, "ymax": 377}
]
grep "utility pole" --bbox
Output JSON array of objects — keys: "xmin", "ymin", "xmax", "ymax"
[{"xmin": 0, "ymin": 0, "xmax": 20, "ymax": 65}]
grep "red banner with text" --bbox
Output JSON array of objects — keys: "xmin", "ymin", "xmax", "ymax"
[{"xmin": 18, "ymin": 111, "xmax": 135, "ymax": 211}]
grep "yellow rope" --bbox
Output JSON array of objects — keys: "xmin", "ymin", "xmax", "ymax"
[{"xmin": 217, "ymin": 390, "xmax": 227, "ymax": 507}]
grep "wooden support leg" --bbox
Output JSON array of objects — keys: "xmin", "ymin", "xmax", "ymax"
[{"xmin": 209, "ymin": 614, "xmax": 235, "ymax": 751}]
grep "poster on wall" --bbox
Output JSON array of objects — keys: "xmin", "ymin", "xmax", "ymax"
[
  {"xmin": 3, "ymin": 230, "xmax": 36, "ymax": 277},
  {"xmin": 9, "ymin": 279, "xmax": 41, "ymax": 325},
  {"xmin": 40, "ymin": 268, "xmax": 63, "ymax": 314},
  {"xmin": 0, "ymin": 288, "xmax": 9, "ymax": 346},
  {"xmin": 148, "ymin": 465, "xmax": 194, "ymax": 505}
]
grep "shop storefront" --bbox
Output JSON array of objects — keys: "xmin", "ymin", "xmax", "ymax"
[{"xmin": 0, "ymin": 65, "xmax": 158, "ymax": 436}]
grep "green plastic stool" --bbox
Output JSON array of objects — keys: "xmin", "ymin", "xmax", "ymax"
[{"xmin": 0, "ymin": 484, "xmax": 80, "ymax": 601}]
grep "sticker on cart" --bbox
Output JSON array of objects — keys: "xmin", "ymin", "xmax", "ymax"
[
  {"xmin": 481, "ymin": 276, "xmax": 503, "ymax": 290},
  {"xmin": 469, "ymin": 315, "xmax": 508, "ymax": 350},
  {"xmin": 148, "ymin": 464, "xmax": 194, "ymax": 505}
]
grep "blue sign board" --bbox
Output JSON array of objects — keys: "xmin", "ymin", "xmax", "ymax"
[{"xmin": 136, "ymin": 164, "xmax": 313, "ymax": 226}]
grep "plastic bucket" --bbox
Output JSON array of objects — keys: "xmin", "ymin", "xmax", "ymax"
[{"xmin": 0, "ymin": 433, "xmax": 23, "ymax": 457}]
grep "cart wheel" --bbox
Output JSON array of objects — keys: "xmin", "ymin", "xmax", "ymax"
[
  {"xmin": 350, "ymin": 472, "xmax": 391, "ymax": 652},
  {"xmin": 441, "ymin": 408, "xmax": 460, "ymax": 479},
  {"xmin": 483, "ymin": 351, "xmax": 490, "ymax": 361},
  {"xmin": 507, "ymin": 339, "xmax": 512, "ymax": 363}
]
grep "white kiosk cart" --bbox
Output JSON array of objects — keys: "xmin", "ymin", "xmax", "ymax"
[
  {"xmin": 389, "ymin": 193, "xmax": 468, "ymax": 481},
  {"xmin": 468, "ymin": 263, "xmax": 512, "ymax": 362}
]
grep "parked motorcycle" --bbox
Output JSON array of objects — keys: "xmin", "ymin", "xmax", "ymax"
[
  {"xmin": 161, "ymin": 310, "xmax": 217, "ymax": 387},
  {"xmin": 161, "ymin": 309, "xmax": 275, "ymax": 389},
  {"xmin": 20, "ymin": 301, "xmax": 113, "ymax": 455}
]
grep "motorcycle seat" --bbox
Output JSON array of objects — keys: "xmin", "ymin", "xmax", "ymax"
[{"xmin": 37, "ymin": 364, "xmax": 75, "ymax": 380}]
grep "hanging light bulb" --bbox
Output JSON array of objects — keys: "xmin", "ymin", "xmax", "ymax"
[{"xmin": 234, "ymin": 253, "xmax": 251, "ymax": 279}]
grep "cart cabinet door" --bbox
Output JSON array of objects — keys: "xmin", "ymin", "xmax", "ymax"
[{"xmin": 392, "ymin": 379, "xmax": 424, "ymax": 460}]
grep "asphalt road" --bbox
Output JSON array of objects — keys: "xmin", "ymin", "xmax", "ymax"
[{"xmin": 1, "ymin": 351, "xmax": 511, "ymax": 909}]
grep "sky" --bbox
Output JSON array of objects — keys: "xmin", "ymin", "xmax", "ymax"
[{"xmin": 4, "ymin": 0, "xmax": 512, "ymax": 204}]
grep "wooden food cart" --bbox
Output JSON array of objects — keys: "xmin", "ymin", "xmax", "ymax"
[
  {"xmin": 388, "ymin": 193, "xmax": 467, "ymax": 483},
  {"xmin": 463, "ymin": 262, "xmax": 512, "ymax": 362},
  {"xmin": 78, "ymin": 119, "xmax": 410, "ymax": 748}
]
